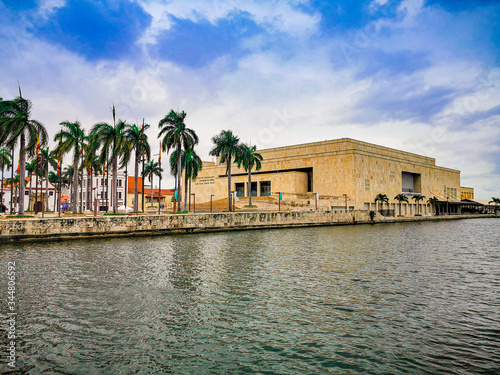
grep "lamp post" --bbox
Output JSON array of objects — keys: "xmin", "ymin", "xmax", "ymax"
[
  {"xmin": 191, "ymin": 193, "xmax": 195, "ymax": 214},
  {"xmin": 343, "ymin": 193, "xmax": 348, "ymax": 210},
  {"xmin": 210, "ymin": 194, "xmax": 214, "ymax": 214}
]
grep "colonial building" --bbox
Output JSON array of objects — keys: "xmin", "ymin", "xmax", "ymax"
[
  {"xmin": 191, "ymin": 138, "xmax": 467, "ymax": 215},
  {"xmin": 1, "ymin": 177, "xmax": 58, "ymax": 213},
  {"xmin": 126, "ymin": 176, "xmax": 174, "ymax": 210}
]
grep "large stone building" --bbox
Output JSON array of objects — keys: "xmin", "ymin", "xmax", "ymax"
[{"xmin": 191, "ymin": 138, "xmax": 464, "ymax": 215}]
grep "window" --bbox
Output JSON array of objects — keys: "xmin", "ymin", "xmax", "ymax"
[
  {"xmin": 365, "ymin": 179, "xmax": 370, "ymax": 191},
  {"xmin": 118, "ymin": 192, "xmax": 122, "ymax": 199},
  {"xmin": 260, "ymin": 181, "xmax": 271, "ymax": 196},
  {"xmin": 25, "ymin": 191, "xmax": 29, "ymax": 196},
  {"xmin": 235, "ymin": 183, "xmax": 245, "ymax": 197},
  {"xmin": 118, "ymin": 180, "xmax": 122, "ymax": 187},
  {"xmin": 49, "ymin": 191, "xmax": 54, "ymax": 196}
]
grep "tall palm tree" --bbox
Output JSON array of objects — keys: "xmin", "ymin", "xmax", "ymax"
[
  {"xmin": 25, "ymin": 159, "xmax": 36, "ymax": 210},
  {"xmin": 0, "ymin": 91, "xmax": 48, "ymax": 215},
  {"xmin": 210, "ymin": 130, "xmax": 241, "ymax": 211},
  {"xmin": 48, "ymin": 171, "xmax": 59, "ymax": 212},
  {"xmin": 183, "ymin": 149, "xmax": 203, "ymax": 211},
  {"xmin": 427, "ymin": 196, "xmax": 440, "ymax": 216},
  {"xmin": 0, "ymin": 148, "xmax": 12, "ymax": 212},
  {"xmin": 158, "ymin": 110, "xmax": 198, "ymax": 213},
  {"xmin": 374, "ymin": 193, "xmax": 389, "ymax": 211},
  {"xmin": 91, "ymin": 112, "xmax": 129, "ymax": 214},
  {"xmin": 412, "ymin": 194, "xmax": 426, "ymax": 215},
  {"xmin": 236, "ymin": 144, "xmax": 263, "ymax": 206},
  {"xmin": 54, "ymin": 121, "xmax": 86, "ymax": 212},
  {"xmin": 394, "ymin": 194, "xmax": 409, "ymax": 216},
  {"xmin": 144, "ymin": 160, "xmax": 163, "ymax": 207},
  {"xmin": 82, "ymin": 135, "xmax": 102, "ymax": 211},
  {"xmin": 125, "ymin": 123, "xmax": 151, "ymax": 212}
]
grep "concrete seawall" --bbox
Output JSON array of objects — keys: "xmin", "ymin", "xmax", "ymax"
[{"xmin": 0, "ymin": 211, "xmax": 496, "ymax": 243}]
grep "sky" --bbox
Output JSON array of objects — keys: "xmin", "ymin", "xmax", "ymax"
[{"xmin": 0, "ymin": 0, "xmax": 499, "ymax": 199}]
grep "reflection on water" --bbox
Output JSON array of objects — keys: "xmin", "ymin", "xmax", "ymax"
[{"xmin": 1, "ymin": 219, "xmax": 499, "ymax": 374}]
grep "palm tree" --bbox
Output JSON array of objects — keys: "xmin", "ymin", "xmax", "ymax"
[
  {"xmin": 125, "ymin": 123, "xmax": 151, "ymax": 212},
  {"xmin": 25, "ymin": 159, "xmax": 37, "ymax": 210},
  {"xmin": 0, "ymin": 91, "xmax": 48, "ymax": 215},
  {"xmin": 158, "ymin": 110, "xmax": 198, "ymax": 212},
  {"xmin": 0, "ymin": 148, "xmax": 12, "ymax": 212},
  {"xmin": 183, "ymin": 149, "xmax": 203, "ymax": 211},
  {"xmin": 427, "ymin": 196, "xmax": 440, "ymax": 216},
  {"xmin": 412, "ymin": 194, "xmax": 426, "ymax": 215},
  {"xmin": 54, "ymin": 121, "xmax": 86, "ymax": 212},
  {"xmin": 48, "ymin": 171, "xmax": 59, "ymax": 213},
  {"xmin": 374, "ymin": 193, "xmax": 389, "ymax": 211},
  {"xmin": 394, "ymin": 194, "xmax": 409, "ymax": 216},
  {"xmin": 91, "ymin": 110, "xmax": 129, "ymax": 214},
  {"xmin": 236, "ymin": 144, "xmax": 263, "ymax": 206},
  {"xmin": 82, "ymin": 135, "xmax": 102, "ymax": 211},
  {"xmin": 210, "ymin": 130, "xmax": 241, "ymax": 211},
  {"xmin": 144, "ymin": 160, "xmax": 163, "ymax": 208}
]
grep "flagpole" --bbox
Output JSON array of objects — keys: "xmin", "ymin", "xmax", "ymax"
[{"xmin": 158, "ymin": 144, "xmax": 161, "ymax": 215}]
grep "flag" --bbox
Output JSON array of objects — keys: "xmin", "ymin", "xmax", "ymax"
[
  {"xmin": 57, "ymin": 160, "xmax": 60, "ymax": 175},
  {"xmin": 16, "ymin": 151, "xmax": 20, "ymax": 174},
  {"xmin": 36, "ymin": 133, "xmax": 40, "ymax": 159},
  {"xmin": 158, "ymin": 147, "xmax": 161, "ymax": 166},
  {"xmin": 141, "ymin": 120, "xmax": 145, "ymax": 160},
  {"xmin": 40, "ymin": 153, "xmax": 43, "ymax": 168}
]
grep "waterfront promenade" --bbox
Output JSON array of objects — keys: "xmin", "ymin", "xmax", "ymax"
[{"xmin": 0, "ymin": 211, "xmax": 496, "ymax": 243}]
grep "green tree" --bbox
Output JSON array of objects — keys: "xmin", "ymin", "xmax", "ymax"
[
  {"xmin": 183, "ymin": 148, "xmax": 203, "ymax": 211},
  {"xmin": 427, "ymin": 196, "xmax": 440, "ymax": 216},
  {"xmin": 394, "ymin": 194, "xmax": 409, "ymax": 216},
  {"xmin": 125, "ymin": 123, "xmax": 151, "ymax": 212},
  {"xmin": 54, "ymin": 121, "xmax": 86, "ymax": 212},
  {"xmin": 0, "ymin": 92, "xmax": 48, "ymax": 214},
  {"xmin": 374, "ymin": 193, "xmax": 389, "ymax": 211},
  {"xmin": 158, "ymin": 110, "xmax": 198, "ymax": 212},
  {"xmin": 91, "ymin": 108, "xmax": 129, "ymax": 214},
  {"xmin": 144, "ymin": 160, "xmax": 163, "ymax": 207},
  {"xmin": 412, "ymin": 194, "xmax": 426, "ymax": 215},
  {"xmin": 236, "ymin": 144, "xmax": 263, "ymax": 206},
  {"xmin": 210, "ymin": 130, "xmax": 241, "ymax": 211},
  {"xmin": 0, "ymin": 148, "xmax": 12, "ymax": 211}
]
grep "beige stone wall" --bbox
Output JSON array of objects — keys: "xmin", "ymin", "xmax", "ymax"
[{"xmin": 192, "ymin": 138, "xmax": 462, "ymax": 211}]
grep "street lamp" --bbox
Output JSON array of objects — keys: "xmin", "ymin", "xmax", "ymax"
[{"xmin": 210, "ymin": 194, "xmax": 214, "ymax": 214}]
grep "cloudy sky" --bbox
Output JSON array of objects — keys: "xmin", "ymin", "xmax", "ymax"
[{"xmin": 1, "ymin": 0, "xmax": 499, "ymax": 199}]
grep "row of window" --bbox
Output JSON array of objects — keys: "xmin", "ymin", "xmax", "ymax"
[{"xmin": 235, "ymin": 181, "xmax": 271, "ymax": 197}]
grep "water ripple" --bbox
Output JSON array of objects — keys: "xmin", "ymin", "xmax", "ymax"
[{"xmin": 0, "ymin": 218, "xmax": 499, "ymax": 374}]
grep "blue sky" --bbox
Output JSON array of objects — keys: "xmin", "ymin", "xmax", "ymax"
[{"xmin": 0, "ymin": 0, "xmax": 499, "ymax": 198}]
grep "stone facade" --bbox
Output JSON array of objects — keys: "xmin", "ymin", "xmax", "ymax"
[
  {"xmin": 191, "ymin": 138, "xmax": 461, "ymax": 212},
  {"xmin": 1, "ymin": 212, "xmax": 493, "ymax": 242}
]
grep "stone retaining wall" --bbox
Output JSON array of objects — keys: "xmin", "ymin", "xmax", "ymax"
[{"xmin": 0, "ymin": 211, "xmax": 495, "ymax": 243}]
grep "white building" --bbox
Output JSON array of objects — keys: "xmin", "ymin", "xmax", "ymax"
[
  {"xmin": 79, "ymin": 172, "xmax": 127, "ymax": 211},
  {"xmin": 1, "ymin": 177, "xmax": 57, "ymax": 213}
]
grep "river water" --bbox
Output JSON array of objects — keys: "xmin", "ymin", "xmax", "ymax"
[{"xmin": 0, "ymin": 218, "xmax": 499, "ymax": 374}]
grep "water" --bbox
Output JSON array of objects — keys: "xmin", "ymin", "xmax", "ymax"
[{"xmin": 0, "ymin": 218, "xmax": 499, "ymax": 374}]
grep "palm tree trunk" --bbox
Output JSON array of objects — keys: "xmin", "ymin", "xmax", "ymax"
[
  {"xmin": 106, "ymin": 163, "xmax": 109, "ymax": 212},
  {"xmin": 184, "ymin": 172, "xmax": 188, "ymax": 211},
  {"xmin": 18, "ymin": 135, "xmax": 26, "ymax": 215},
  {"xmin": 73, "ymin": 154, "xmax": 79, "ymax": 213},
  {"xmin": 1, "ymin": 166, "xmax": 3, "ymax": 208},
  {"xmin": 141, "ymin": 157, "xmax": 145, "ymax": 212},
  {"xmin": 150, "ymin": 176, "xmax": 153, "ymax": 206},
  {"xmin": 45, "ymin": 163, "xmax": 49, "ymax": 211},
  {"xmin": 134, "ymin": 152, "xmax": 139, "ymax": 212},
  {"xmin": 177, "ymin": 144, "xmax": 182, "ymax": 213},
  {"xmin": 112, "ymin": 156, "xmax": 118, "ymax": 213},
  {"xmin": 35, "ymin": 171, "xmax": 39, "ymax": 211},
  {"xmin": 124, "ymin": 165, "xmax": 128, "ymax": 209},
  {"xmin": 10, "ymin": 147, "xmax": 14, "ymax": 214},
  {"xmin": 248, "ymin": 168, "xmax": 252, "ymax": 206},
  {"xmin": 28, "ymin": 172, "xmax": 32, "ymax": 210},
  {"xmin": 228, "ymin": 157, "xmax": 232, "ymax": 211},
  {"xmin": 188, "ymin": 179, "xmax": 191, "ymax": 211}
]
